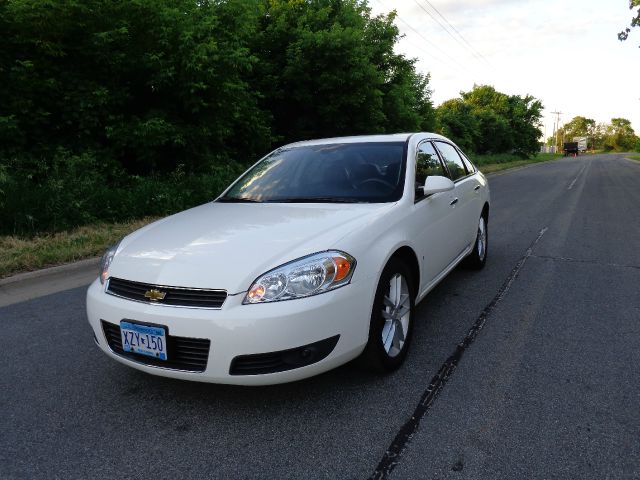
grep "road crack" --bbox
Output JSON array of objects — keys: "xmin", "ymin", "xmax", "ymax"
[{"xmin": 368, "ymin": 227, "xmax": 548, "ymax": 480}]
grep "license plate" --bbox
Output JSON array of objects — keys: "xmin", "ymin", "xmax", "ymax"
[{"xmin": 120, "ymin": 321, "xmax": 167, "ymax": 360}]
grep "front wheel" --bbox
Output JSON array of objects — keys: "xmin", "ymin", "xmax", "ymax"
[
  {"xmin": 359, "ymin": 259, "xmax": 415, "ymax": 372},
  {"xmin": 464, "ymin": 214, "xmax": 488, "ymax": 269}
]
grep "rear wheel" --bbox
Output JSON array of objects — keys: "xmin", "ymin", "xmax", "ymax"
[
  {"xmin": 359, "ymin": 259, "xmax": 415, "ymax": 371},
  {"xmin": 464, "ymin": 214, "xmax": 488, "ymax": 269}
]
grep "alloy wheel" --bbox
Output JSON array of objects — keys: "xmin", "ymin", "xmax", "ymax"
[
  {"xmin": 380, "ymin": 273, "xmax": 411, "ymax": 357},
  {"xmin": 477, "ymin": 216, "xmax": 487, "ymax": 261}
]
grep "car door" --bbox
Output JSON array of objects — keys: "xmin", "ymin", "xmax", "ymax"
[
  {"xmin": 433, "ymin": 141, "xmax": 478, "ymax": 255},
  {"xmin": 411, "ymin": 141, "xmax": 461, "ymax": 288},
  {"xmin": 457, "ymin": 148, "xmax": 485, "ymax": 239}
]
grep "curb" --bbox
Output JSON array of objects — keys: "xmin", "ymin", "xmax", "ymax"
[{"xmin": 0, "ymin": 256, "xmax": 101, "ymax": 286}]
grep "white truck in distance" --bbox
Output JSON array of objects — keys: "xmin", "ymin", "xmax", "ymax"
[{"xmin": 573, "ymin": 137, "xmax": 588, "ymax": 153}]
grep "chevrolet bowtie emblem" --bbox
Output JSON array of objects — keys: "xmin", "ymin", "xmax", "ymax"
[{"xmin": 144, "ymin": 289, "xmax": 167, "ymax": 301}]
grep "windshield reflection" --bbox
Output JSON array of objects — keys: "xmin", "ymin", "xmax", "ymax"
[{"xmin": 221, "ymin": 142, "xmax": 406, "ymax": 203}]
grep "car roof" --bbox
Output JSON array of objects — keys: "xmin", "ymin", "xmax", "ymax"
[{"xmin": 282, "ymin": 132, "xmax": 450, "ymax": 148}]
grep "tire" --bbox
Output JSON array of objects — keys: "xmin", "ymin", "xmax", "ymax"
[
  {"xmin": 359, "ymin": 258, "xmax": 415, "ymax": 372},
  {"xmin": 464, "ymin": 213, "xmax": 488, "ymax": 269}
]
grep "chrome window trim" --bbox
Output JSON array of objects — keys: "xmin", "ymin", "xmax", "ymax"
[{"xmin": 432, "ymin": 140, "xmax": 474, "ymax": 183}]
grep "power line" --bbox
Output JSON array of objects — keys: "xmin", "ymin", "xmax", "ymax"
[
  {"xmin": 397, "ymin": 35, "xmax": 465, "ymax": 75},
  {"xmin": 371, "ymin": 0, "xmax": 475, "ymax": 77},
  {"xmin": 419, "ymin": 0, "xmax": 492, "ymax": 67},
  {"xmin": 412, "ymin": 0, "xmax": 474, "ymax": 57},
  {"xmin": 392, "ymin": 14, "xmax": 474, "ymax": 76},
  {"xmin": 412, "ymin": 0, "xmax": 488, "ymax": 69}
]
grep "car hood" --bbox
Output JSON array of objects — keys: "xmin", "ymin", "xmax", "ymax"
[{"xmin": 108, "ymin": 201, "xmax": 394, "ymax": 294}]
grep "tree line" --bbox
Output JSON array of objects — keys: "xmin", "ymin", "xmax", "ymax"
[
  {"xmin": 550, "ymin": 116, "xmax": 639, "ymax": 152},
  {"xmin": 1, "ymin": 0, "xmax": 542, "ymax": 235},
  {"xmin": 435, "ymin": 85, "xmax": 543, "ymax": 157}
]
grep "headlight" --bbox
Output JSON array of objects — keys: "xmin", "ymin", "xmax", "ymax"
[
  {"xmin": 99, "ymin": 243, "xmax": 120, "ymax": 284},
  {"xmin": 244, "ymin": 250, "xmax": 356, "ymax": 304}
]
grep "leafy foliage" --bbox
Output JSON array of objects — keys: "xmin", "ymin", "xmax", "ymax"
[
  {"xmin": 435, "ymin": 99, "xmax": 478, "ymax": 153},
  {"xmin": 557, "ymin": 116, "xmax": 638, "ymax": 152},
  {"xmin": 0, "ymin": 149, "xmax": 245, "ymax": 233},
  {"xmin": 0, "ymin": 0, "xmax": 435, "ymax": 235},
  {"xmin": 618, "ymin": 0, "xmax": 640, "ymax": 45},
  {"xmin": 0, "ymin": 0, "xmax": 546, "ymax": 236},
  {"xmin": 0, "ymin": 0, "xmax": 270, "ymax": 174},
  {"xmin": 436, "ymin": 85, "xmax": 543, "ymax": 157},
  {"xmin": 556, "ymin": 116, "xmax": 596, "ymax": 149},
  {"xmin": 562, "ymin": 116, "xmax": 596, "ymax": 139},
  {"xmin": 603, "ymin": 118, "xmax": 638, "ymax": 151},
  {"xmin": 252, "ymin": 3, "xmax": 434, "ymax": 142}
]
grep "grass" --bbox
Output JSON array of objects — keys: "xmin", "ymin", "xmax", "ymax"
[
  {"xmin": 0, "ymin": 217, "xmax": 158, "ymax": 279},
  {"xmin": 626, "ymin": 154, "xmax": 640, "ymax": 162},
  {"xmin": 472, "ymin": 152, "xmax": 563, "ymax": 174}
]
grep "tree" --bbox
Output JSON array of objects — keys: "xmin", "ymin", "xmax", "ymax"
[
  {"xmin": 603, "ymin": 118, "xmax": 637, "ymax": 151},
  {"xmin": 561, "ymin": 116, "xmax": 596, "ymax": 138},
  {"xmin": 591, "ymin": 122, "xmax": 609, "ymax": 150},
  {"xmin": 503, "ymin": 93, "xmax": 543, "ymax": 157},
  {"xmin": 460, "ymin": 85, "xmax": 512, "ymax": 154},
  {"xmin": 435, "ymin": 99, "xmax": 479, "ymax": 153},
  {"xmin": 1, "ymin": 0, "xmax": 435, "ymax": 174},
  {"xmin": 0, "ymin": 0, "xmax": 438, "ymax": 234},
  {"xmin": 0, "ymin": 0, "xmax": 271, "ymax": 174},
  {"xmin": 558, "ymin": 116, "xmax": 596, "ymax": 149},
  {"xmin": 437, "ymin": 85, "xmax": 543, "ymax": 156},
  {"xmin": 252, "ymin": 1, "xmax": 434, "ymax": 144},
  {"xmin": 618, "ymin": 0, "xmax": 640, "ymax": 45}
]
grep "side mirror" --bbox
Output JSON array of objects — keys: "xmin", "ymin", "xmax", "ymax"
[{"xmin": 421, "ymin": 175, "xmax": 454, "ymax": 195}]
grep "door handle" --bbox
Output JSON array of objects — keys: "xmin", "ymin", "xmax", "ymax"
[
  {"xmin": 449, "ymin": 198, "xmax": 459, "ymax": 206},
  {"xmin": 474, "ymin": 185, "xmax": 481, "ymax": 191}
]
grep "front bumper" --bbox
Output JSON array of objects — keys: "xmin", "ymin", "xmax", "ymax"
[{"xmin": 86, "ymin": 277, "xmax": 373, "ymax": 385}]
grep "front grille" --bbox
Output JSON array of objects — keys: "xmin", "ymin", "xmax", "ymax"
[
  {"xmin": 107, "ymin": 277, "xmax": 227, "ymax": 308},
  {"xmin": 230, "ymin": 335, "xmax": 340, "ymax": 375},
  {"xmin": 102, "ymin": 321, "xmax": 210, "ymax": 372}
]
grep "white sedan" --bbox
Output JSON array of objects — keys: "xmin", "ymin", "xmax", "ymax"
[{"xmin": 86, "ymin": 133, "xmax": 490, "ymax": 385}]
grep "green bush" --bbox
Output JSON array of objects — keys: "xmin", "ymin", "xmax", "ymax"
[
  {"xmin": 0, "ymin": 150, "xmax": 244, "ymax": 235},
  {"xmin": 0, "ymin": 0, "xmax": 441, "ymax": 236},
  {"xmin": 436, "ymin": 85, "xmax": 543, "ymax": 157},
  {"xmin": 0, "ymin": 0, "xmax": 551, "ymax": 236}
]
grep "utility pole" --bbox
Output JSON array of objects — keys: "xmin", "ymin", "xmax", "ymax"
[{"xmin": 551, "ymin": 110, "xmax": 563, "ymax": 152}]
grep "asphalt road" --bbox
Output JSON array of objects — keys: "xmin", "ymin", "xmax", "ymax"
[{"xmin": 1, "ymin": 154, "xmax": 638, "ymax": 479}]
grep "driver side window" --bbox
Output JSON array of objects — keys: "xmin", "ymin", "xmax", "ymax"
[{"xmin": 415, "ymin": 141, "xmax": 445, "ymax": 201}]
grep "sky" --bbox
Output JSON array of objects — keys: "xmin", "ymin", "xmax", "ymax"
[{"xmin": 369, "ymin": 0, "xmax": 640, "ymax": 138}]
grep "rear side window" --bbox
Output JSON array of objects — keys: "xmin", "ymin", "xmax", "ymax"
[
  {"xmin": 434, "ymin": 141, "xmax": 467, "ymax": 181},
  {"xmin": 458, "ymin": 150, "xmax": 476, "ymax": 174}
]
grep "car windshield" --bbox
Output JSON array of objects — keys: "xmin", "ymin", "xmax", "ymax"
[{"xmin": 220, "ymin": 142, "xmax": 406, "ymax": 203}]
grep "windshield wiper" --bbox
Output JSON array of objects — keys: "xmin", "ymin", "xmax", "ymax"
[
  {"xmin": 217, "ymin": 196, "xmax": 261, "ymax": 203},
  {"xmin": 265, "ymin": 197, "xmax": 364, "ymax": 204}
]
